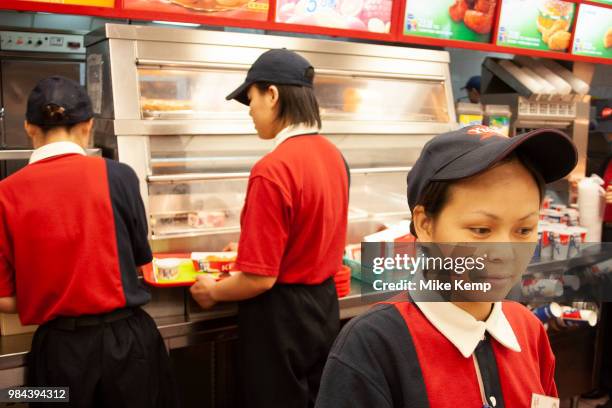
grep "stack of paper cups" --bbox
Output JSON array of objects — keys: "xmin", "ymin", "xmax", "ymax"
[
  {"xmin": 558, "ymin": 306, "xmax": 598, "ymax": 327},
  {"xmin": 532, "ymin": 302, "xmax": 562, "ymax": 323},
  {"xmin": 577, "ymin": 175, "xmax": 605, "ymax": 243}
]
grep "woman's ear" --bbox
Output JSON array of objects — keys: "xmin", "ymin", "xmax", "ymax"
[
  {"xmin": 24, "ymin": 120, "xmax": 36, "ymax": 140},
  {"xmin": 76, "ymin": 118, "xmax": 94, "ymax": 147},
  {"xmin": 412, "ymin": 205, "xmax": 434, "ymax": 242},
  {"xmin": 267, "ymin": 85, "xmax": 280, "ymax": 108}
]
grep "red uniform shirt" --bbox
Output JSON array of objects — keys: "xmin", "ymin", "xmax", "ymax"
[
  {"xmin": 0, "ymin": 149, "xmax": 152, "ymax": 325},
  {"xmin": 400, "ymin": 301, "xmax": 557, "ymax": 408},
  {"xmin": 317, "ymin": 300, "xmax": 557, "ymax": 408},
  {"xmin": 236, "ymin": 133, "xmax": 349, "ymax": 284}
]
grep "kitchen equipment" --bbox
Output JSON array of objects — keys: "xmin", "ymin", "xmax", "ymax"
[{"xmin": 0, "ymin": 28, "xmax": 86, "ymax": 179}]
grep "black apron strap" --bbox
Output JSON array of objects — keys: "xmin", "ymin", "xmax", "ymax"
[{"xmin": 474, "ymin": 335, "xmax": 506, "ymax": 408}]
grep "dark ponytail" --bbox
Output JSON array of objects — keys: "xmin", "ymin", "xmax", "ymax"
[{"xmin": 42, "ymin": 104, "xmax": 67, "ymax": 123}]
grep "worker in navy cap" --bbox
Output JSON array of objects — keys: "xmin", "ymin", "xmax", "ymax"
[
  {"xmin": 0, "ymin": 76, "xmax": 178, "ymax": 407},
  {"xmin": 462, "ymin": 75, "xmax": 482, "ymax": 104},
  {"xmin": 190, "ymin": 49, "xmax": 350, "ymax": 408},
  {"xmin": 317, "ymin": 125, "xmax": 578, "ymax": 408}
]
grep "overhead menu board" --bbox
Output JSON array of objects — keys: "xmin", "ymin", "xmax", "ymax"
[
  {"xmin": 275, "ymin": 0, "xmax": 393, "ymax": 33},
  {"xmin": 403, "ymin": 0, "xmax": 496, "ymax": 42},
  {"xmin": 572, "ymin": 4, "xmax": 612, "ymax": 59},
  {"xmin": 123, "ymin": 0, "xmax": 269, "ymax": 21},
  {"xmin": 496, "ymin": 0, "xmax": 575, "ymax": 52},
  {"xmin": 15, "ymin": 0, "xmax": 114, "ymax": 6}
]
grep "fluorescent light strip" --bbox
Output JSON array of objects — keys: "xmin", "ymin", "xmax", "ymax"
[{"xmin": 153, "ymin": 20, "xmax": 201, "ymax": 27}]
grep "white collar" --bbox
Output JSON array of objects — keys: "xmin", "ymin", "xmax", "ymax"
[
  {"xmin": 29, "ymin": 141, "xmax": 86, "ymax": 164},
  {"xmin": 415, "ymin": 301, "xmax": 522, "ymax": 358},
  {"xmin": 274, "ymin": 124, "xmax": 319, "ymax": 148}
]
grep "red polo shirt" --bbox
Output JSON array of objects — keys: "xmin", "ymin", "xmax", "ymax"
[
  {"xmin": 236, "ymin": 133, "xmax": 349, "ymax": 284},
  {"xmin": 0, "ymin": 145, "xmax": 152, "ymax": 325}
]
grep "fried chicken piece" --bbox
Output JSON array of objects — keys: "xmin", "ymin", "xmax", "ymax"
[
  {"xmin": 449, "ymin": 0, "xmax": 469, "ymax": 22},
  {"xmin": 604, "ymin": 27, "xmax": 612, "ymax": 48},
  {"xmin": 464, "ymin": 9, "xmax": 494, "ymax": 34},
  {"xmin": 548, "ymin": 30, "xmax": 571, "ymax": 51}
]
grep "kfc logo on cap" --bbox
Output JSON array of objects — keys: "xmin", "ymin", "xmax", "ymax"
[{"xmin": 466, "ymin": 125, "xmax": 507, "ymax": 140}]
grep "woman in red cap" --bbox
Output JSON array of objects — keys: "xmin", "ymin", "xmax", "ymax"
[
  {"xmin": 190, "ymin": 49, "xmax": 349, "ymax": 408},
  {"xmin": 316, "ymin": 125, "xmax": 578, "ymax": 408}
]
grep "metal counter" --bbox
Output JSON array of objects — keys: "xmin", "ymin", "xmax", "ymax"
[{"xmin": 0, "ymin": 279, "xmax": 388, "ymax": 389}]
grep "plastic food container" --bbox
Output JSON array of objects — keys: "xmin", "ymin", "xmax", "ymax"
[
  {"xmin": 191, "ymin": 252, "xmax": 237, "ymax": 273},
  {"xmin": 456, "ymin": 102, "xmax": 483, "ymax": 128},
  {"xmin": 483, "ymin": 105, "xmax": 511, "ymax": 136},
  {"xmin": 154, "ymin": 258, "xmax": 183, "ymax": 280}
]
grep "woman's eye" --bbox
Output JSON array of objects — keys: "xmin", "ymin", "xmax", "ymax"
[
  {"xmin": 469, "ymin": 227, "xmax": 490, "ymax": 235},
  {"xmin": 517, "ymin": 228, "xmax": 535, "ymax": 236}
]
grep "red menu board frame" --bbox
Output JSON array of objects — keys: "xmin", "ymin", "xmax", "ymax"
[
  {"xmin": 0, "ymin": 0, "xmax": 610, "ymax": 64},
  {"xmin": 396, "ymin": 0, "xmax": 610, "ymax": 64}
]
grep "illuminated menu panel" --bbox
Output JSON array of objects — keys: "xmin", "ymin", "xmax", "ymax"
[
  {"xmin": 572, "ymin": 4, "xmax": 612, "ymax": 59},
  {"xmin": 275, "ymin": 0, "xmax": 393, "ymax": 33},
  {"xmin": 16, "ymin": 0, "xmax": 114, "ymax": 6},
  {"xmin": 496, "ymin": 0, "xmax": 575, "ymax": 52},
  {"xmin": 123, "ymin": 0, "xmax": 269, "ymax": 21},
  {"xmin": 403, "ymin": 0, "xmax": 496, "ymax": 42}
]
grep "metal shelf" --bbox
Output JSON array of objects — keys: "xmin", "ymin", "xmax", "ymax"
[
  {"xmin": 526, "ymin": 244, "xmax": 612, "ymax": 275},
  {"xmin": 147, "ymin": 166, "xmax": 412, "ymax": 184}
]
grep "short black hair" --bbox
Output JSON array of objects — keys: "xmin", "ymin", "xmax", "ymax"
[
  {"xmin": 409, "ymin": 152, "xmax": 546, "ymax": 237},
  {"xmin": 253, "ymin": 67, "xmax": 321, "ymax": 129}
]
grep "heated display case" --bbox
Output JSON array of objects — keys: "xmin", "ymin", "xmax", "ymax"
[{"xmin": 86, "ymin": 23, "xmax": 456, "ymax": 259}]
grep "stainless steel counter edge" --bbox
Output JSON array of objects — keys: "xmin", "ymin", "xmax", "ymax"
[{"xmin": 0, "ymin": 280, "xmax": 386, "ymax": 377}]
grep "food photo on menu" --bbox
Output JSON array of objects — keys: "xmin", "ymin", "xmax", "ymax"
[
  {"xmin": 276, "ymin": 0, "xmax": 393, "ymax": 33},
  {"xmin": 123, "ymin": 0, "xmax": 269, "ymax": 19}
]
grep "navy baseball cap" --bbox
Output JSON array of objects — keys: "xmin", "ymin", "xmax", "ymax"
[
  {"xmin": 26, "ymin": 76, "xmax": 93, "ymax": 127},
  {"xmin": 462, "ymin": 76, "xmax": 481, "ymax": 91},
  {"xmin": 407, "ymin": 126, "xmax": 578, "ymax": 211},
  {"xmin": 226, "ymin": 48, "xmax": 314, "ymax": 106}
]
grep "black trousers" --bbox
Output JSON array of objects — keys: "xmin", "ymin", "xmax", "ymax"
[
  {"xmin": 602, "ymin": 224, "xmax": 612, "ymax": 397},
  {"xmin": 27, "ymin": 307, "xmax": 179, "ymax": 408},
  {"xmin": 237, "ymin": 278, "xmax": 340, "ymax": 408}
]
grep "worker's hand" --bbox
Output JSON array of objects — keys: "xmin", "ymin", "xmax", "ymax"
[
  {"xmin": 606, "ymin": 185, "xmax": 612, "ymax": 204},
  {"xmin": 546, "ymin": 317, "xmax": 564, "ymax": 332},
  {"xmin": 217, "ymin": 272, "xmax": 231, "ymax": 281},
  {"xmin": 223, "ymin": 242, "xmax": 238, "ymax": 252},
  {"xmin": 190, "ymin": 275, "xmax": 217, "ymax": 309}
]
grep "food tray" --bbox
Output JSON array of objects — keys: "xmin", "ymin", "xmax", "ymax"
[{"xmin": 142, "ymin": 252, "xmax": 237, "ymax": 287}]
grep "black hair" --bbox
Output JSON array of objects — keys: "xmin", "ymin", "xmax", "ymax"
[
  {"xmin": 409, "ymin": 152, "xmax": 546, "ymax": 237},
  {"xmin": 37, "ymin": 104, "xmax": 78, "ymax": 133},
  {"xmin": 253, "ymin": 67, "xmax": 321, "ymax": 129}
]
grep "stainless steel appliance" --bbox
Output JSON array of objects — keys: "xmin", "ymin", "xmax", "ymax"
[
  {"xmin": 85, "ymin": 24, "xmax": 455, "ymax": 256},
  {"xmin": 0, "ymin": 28, "xmax": 86, "ymax": 179},
  {"xmin": 480, "ymin": 56, "xmax": 591, "ymax": 181}
]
